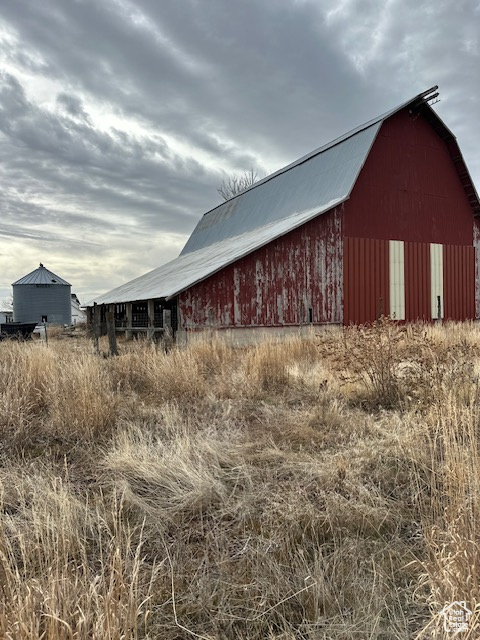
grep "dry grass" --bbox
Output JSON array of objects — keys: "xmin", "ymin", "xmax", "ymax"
[{"xmin": 0, "ymin": 323, "xmax": 479, "ymax": 638}]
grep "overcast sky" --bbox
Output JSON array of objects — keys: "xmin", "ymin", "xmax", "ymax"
[{"xmin": 0, "ymin": 0, "xmax": 479, "ymax": 303}]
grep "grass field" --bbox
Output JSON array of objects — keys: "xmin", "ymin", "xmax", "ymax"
[{"xmin": 0, "ymin": 320, "xmax": 479, "ymax": 639}]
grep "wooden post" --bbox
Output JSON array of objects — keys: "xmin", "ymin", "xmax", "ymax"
[
  {"xmin": 147, "ymin": 299, "xmax": 155, "ymax": 343},
  {"xmin": 93, "ymin": 302, "xmax": 100, "ymax": 354},
  {"xmin": 378, "ymin": 297, "xmax": 384, "ymax": 320},
  {"xmin": 125, "ymin": 302, "xmax": 133, "ymax": 340},
  {"xmin": 163, "ymin": 309, "xmax": 172, "ymax": 352},
  {"xmin": 86, "ymin": 306, "xmax": 93, "ymax": 329},
  {"xmin": 106, "ymin": 303, "xmax": 118, "ymax": 356}
]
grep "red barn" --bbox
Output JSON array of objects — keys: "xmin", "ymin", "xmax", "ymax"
[{"xmin": 90, "ymin": 87, "xmax": 480, "ymax": 341}]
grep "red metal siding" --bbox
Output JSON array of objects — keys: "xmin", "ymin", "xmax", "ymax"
[
  {"xmin": 404, "ymin": 242, "xmax": 431, "ymax": 321},
  {"xmin": 475, "ymin": 218, "xmax": 480, "ymax": 319},
  {"xmin": 179, "ymin": 208, "xmax": 343, "ymax": 328},
  {"xmin": 344, "ymin": 109, "xmax": 473, "ymax": 246},
  {"xmin": 343, "ymin": 107, "xmax": 477, "ymax": 323},
  {"xmin": 344, "ymin": 239, "xmax": 476, "ymax": 325},
  {"xmin": 343, "ymin": 237, "xmax": 389, "ymax": 325},
  {"xmin": 443, "ymin": 245, "xmax": 475, "ymax": 320}
]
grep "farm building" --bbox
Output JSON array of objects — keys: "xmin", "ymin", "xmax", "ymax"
[
  {"xmin": 0, "ymin": 308, "xmax": 13, "ymax": 324},
  {"xmin": 0, "ymin": 298, "xmax": 13, "ymax": 324},
  {"xmin": 71, "ymin": 294, "xmax": 86, "ymax": 325},
  {"xmin": 88, "ymin": 86, "xmax": 480, "ymax": 342},
  {"xmin": 13, "ymin": 264, "xmax": 72, "ymax": 325}
]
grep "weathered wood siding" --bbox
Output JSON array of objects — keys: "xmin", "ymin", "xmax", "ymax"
[{"xmin": 179, "ymin": 208, "xmax": 343, "ymax": 328}]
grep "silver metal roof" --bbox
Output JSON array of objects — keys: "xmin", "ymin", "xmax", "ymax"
[
  {"xmin": 12, "ymin": 264, "xmax": 71, "ymax": 286},
  {"xmin": 91, "ymin": 87, "xmax": 459, "ymax": 306},
  {"xmin": 181, "ymin": 123, "xmax": 380, "ymax": 254}
]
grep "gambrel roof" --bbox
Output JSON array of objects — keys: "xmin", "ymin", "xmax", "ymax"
[{"xmin": 90, "ymin": 86, "xmax": 479, "ymax": 305}]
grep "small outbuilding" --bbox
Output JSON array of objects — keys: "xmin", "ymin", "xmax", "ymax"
[
  {"xmin": 0, "ymin": 310, "xmax": 13, "ymax": 324},
  {"xmin": 71, "ymin": 294, "xmax": 86, "ymax": 325},
  {"xmin": 13, "ymin": 264, "xmax": 72, "ymax": 325}
]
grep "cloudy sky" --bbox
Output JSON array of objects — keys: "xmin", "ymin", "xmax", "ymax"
[{"xmin": 0, "ymin": 0, "xmax": 479, "ymax": 303}]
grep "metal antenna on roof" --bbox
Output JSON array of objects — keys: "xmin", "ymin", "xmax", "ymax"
[
  {"xmin": 410, "ymin": 86, "xmax": 440, "ymax": 119},
  {"xmin": 412, "ymin": 86, "xmax": 439, "ymax": 108},
  {"xmin": 423, "ymin": 86, "xmax": 439, "ymax": 104},
  {"xmin": 420, "ymin": 85, "xmax": 439, "ymax": 100}
]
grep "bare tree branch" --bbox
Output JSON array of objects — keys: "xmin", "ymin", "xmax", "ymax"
[
  {"xmin": 217, "ymin": 168, "xmax": 260, "ymax": 201},
  {"xmin": 0, "ymin": 297, "xmax": 13, "ymax": 312}
]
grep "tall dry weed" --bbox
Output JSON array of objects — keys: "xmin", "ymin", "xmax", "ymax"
[
  {"xmin": 0, "ymin": 342, "xmax": 56, "ymax": 435},
  {"xmin": 411, "ymin": 401, "xmax": 480, "ymax": 638},
  {"xmin": 241, "ymin": 336, "xmax": 319, "ymax": 396},
  {"xmin": 0, "ymin": 470, "xmax": 155, "ymax": 640},
  {"xmin": 339, "ymin": 318, "xmax": 479, "ymax": 411},
  {"xmin": 47, "ymin": 354, "xmax": 118, "ymax": 439},
  {"xmin": 1, "ymin": 326, "xmax": 480, "ymax": 637},
  {"xmin": 338, "ymin": 318, "xmax": 419, "ymax": 408}
]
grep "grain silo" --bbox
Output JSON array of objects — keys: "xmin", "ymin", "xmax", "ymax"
[{"xmin": 12, "ymin": 264, "xmax": 72, "ymax": 325}]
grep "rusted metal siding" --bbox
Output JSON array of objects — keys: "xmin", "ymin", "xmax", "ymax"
[
  {"xmin": 443, "ymin": 244, "xmax": 475, "ymax": 320},
  {"xmin": 179, "ymin": 208, "xmax": 343, "ymax": 328},
  {"xmin": 344, "ymin": 109, "xmax": 474, "ymax": 246},
  {"xmin": 343, "ymin": 237, "xmax": 389, "ymax": 325}
]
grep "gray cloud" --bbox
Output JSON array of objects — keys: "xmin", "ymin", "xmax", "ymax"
[
  {"xmin": 0, "ymin": 0, "xmax": 478, "ymax": 301},
  {"xmin": 56, "ymin": 93, "xmax": 92, "ymax": 123}
]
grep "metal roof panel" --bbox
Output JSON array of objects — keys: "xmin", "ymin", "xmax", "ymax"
[
  {"xmin": 12, "ymin": 264, "xmax": 71, "ymax": 286},
  {"xmin": 181, "ymin": 123, "xmax": 380, "ymax": 254}
]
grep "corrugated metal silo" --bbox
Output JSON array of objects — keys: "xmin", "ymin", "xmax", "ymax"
[{"xmin": 12, "ymin": 264, "xmax": 72, "ymax": 325}]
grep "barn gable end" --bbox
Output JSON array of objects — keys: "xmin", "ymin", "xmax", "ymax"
[
  {"xmin": 345, "ymin": 109, "xmax": 474, "ymax": 245},
  {"xmin": 343, "ymin": 108, "xmax": 476, "ymax": 324}
]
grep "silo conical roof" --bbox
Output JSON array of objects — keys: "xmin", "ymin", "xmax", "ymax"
[{"xmin": 12, "ymin": 263, "xmax": 71, "ymax": 286}]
